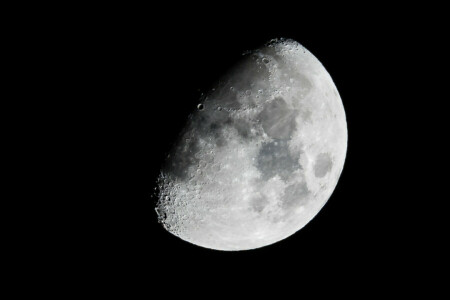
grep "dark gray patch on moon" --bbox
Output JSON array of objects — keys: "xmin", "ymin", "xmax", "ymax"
[
  {"xmin": 258, "ymin": 97, "xmax": 297, "ymax": 140},
  {"xmin": 233, "ymin": 118, "xmax": 254, "ymax": 139},
  {"xmin": 256, "ymin": 140, "xmax": 300, "ymax": 181},
  {"xmin": 314, "ymin": 153, "xmax": 333, "ymax": 178},
  {"xmin": 205, "ymin": 111, "xmax": 255, "ymax": 145},
  {"xmin": 282, "ymin": 182, "xmax": 310, "ymax": 209},
  {"xmin": 250, "ymin": 195, "xmax": 269, "ymax": 213},
  {"xmin": 210, "ymin": 88, "xmax": 242, "ymax": 111}
]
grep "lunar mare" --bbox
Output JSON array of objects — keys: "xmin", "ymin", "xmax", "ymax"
[{"xmin": 156, "ymin": 38, "xmax": 347, "ymax": 251}]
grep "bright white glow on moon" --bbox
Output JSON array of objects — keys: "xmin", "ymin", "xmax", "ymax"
[{"xmin": 156, "ymin": 38, "xmax": 347, "ymax": 251}]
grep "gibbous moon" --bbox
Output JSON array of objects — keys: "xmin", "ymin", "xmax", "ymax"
[{"xmin": 156, "ymin": 39, "xmax": 347, "ymax": 251}]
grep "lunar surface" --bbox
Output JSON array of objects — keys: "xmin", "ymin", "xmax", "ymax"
[{"xmin": 156, "ymin": 38, "xmax": 347, "ymax": 251}]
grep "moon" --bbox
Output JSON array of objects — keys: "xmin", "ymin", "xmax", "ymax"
[{"xmin": 155, "ymin": 38, "xmax": 347, "ymax": 251}]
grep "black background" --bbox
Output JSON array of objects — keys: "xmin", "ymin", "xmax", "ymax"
[{"xmin": 56, "ymin": 4, "xmax": 440, "ymax": 293}]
